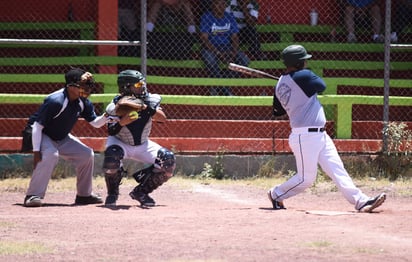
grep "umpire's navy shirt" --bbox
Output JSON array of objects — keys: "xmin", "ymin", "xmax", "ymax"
[{"xmin": 35, "ymin": 88, "xmax": 97, "ymax": 141}]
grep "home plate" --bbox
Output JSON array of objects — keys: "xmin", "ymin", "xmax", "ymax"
[{"xmin": 303, "ymin": 210, "xmax": 355, "ymax": 216}]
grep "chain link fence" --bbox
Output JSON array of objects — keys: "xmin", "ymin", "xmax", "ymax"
[{"xmin": 0, "ymin": 0, "xmax": 411, "ymax": 153}]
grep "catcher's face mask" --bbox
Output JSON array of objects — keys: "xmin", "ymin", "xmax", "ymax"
[{"xmin": 129, "ymin": 80, "xmax": 147, "ymax": 98}]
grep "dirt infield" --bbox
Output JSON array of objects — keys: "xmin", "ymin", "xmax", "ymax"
[{"xmin": 1, "ymin": 178, "xmax": 411, "ymax": 262}]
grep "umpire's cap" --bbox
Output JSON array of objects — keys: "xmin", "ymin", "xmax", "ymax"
[
  {"xmin": 281, "ymin": 45, "xmax": 312, "ymax": 67},
  {"xmin": 65, "ymin": 68, "xmax": 86, "ymax": 86}
]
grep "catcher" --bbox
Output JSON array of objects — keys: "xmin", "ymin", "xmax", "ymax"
[{"xmin": 102, "ymin": 69, "xmax": 176, "ymax": 207}]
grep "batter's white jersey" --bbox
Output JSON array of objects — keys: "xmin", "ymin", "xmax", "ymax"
[
  {"xmin": 270, "ymin": 68, "xmax": 372, "ymax": 210},
  {"xmin": 274, "ymin": 69, "xmax": 326, "ymax": 128}
]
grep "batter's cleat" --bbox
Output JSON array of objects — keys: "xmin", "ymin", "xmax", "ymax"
[
  {"xmin": 104, "ymin": 194, "xmax": 118, "ymax": 206},
  {"xmin": 129, "ymin": 187, "xmax": 155, "ymax": 207},
  {"xmin": 24, "ymin": 195, "xmax": 42, "ymax": 207},
  {"xmin": 75, "ymin": 193, "xmax": 103, "ymax": 205},
  {"xmin": 267, "ymin": 190, "xmax": 286, "ymax": 210},
  {"xmin": 358, "ymin": 193, "xmax": 386, "ymax": 213}
]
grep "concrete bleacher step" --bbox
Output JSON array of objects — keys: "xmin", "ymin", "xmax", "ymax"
[
  {"xmin": 0, "ymin": 118, "xmax": 402, "ymax": 154},
  {"xmin": 0, "ymin": 118, "xmax": 290, "ymax": 138},
  {"xmin": 0, "ymin": 104, "xmax": 105, "ymax": 118},
  {"xmin": 0, "ymin": 119, "xmax": 382, "ymax": 154}
]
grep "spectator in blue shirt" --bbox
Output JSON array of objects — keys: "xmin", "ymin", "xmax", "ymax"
[{"xmin": 200, "ymin": 0, "xmax": 250, "ymax": 95}]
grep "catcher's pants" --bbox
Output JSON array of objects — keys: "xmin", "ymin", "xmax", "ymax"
[
  {"xmin": 106, "ymin": 136, "xmax": 161, "ymax": 165},
  {"xmin": 272, "ymin": 128, "xmax": 371, "ymax": 210},
  {"xmin": 26, "ymin": 133, "xmax": 94, "ymax": 198}
]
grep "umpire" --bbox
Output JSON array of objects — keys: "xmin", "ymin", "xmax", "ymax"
[{"xmin": 24, "ymin": 68, "xmax": 109, "ymax": 207}]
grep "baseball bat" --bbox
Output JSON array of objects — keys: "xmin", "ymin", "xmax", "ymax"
[{"xmin": 228, "ymin": 63, "xmax": 279, "ymax": 80}]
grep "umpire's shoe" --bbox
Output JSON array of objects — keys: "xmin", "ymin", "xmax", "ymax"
[
  {"xmin": 267, "ymin": 190, "xmax": 286, "ymax": 210},
  {"xmin": 24, "ymin": 195, "xmax": 42, "ymax": 207},
  {"xmin": 358, "ymin": 193, "xmax": 386, "ymax": 213},
  {"xmin": 75, "ymin": 193, "xmax": 103, "ymax": 205}
]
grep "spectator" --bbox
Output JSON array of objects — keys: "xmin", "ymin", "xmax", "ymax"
[
  {"xmin": 200, "ymin": 0, "xmax": 250, "ymax": 95},
  {"xmin": 146, "ymin": 0, "xmax": 197, "ymax": 59},
  {"xmin": 23, "ymin": 68, "xmax": 109, "ymax": 207},
  {"xmin": 118, "ymin": 0, "xmax": 140, "ymax": 56},
  {"xmin": 225, "ymin": 0, "xmax": 265, "ymax": 60},
  {"xmin": 343, "ymin": 0, "xmax": 384, "ymax": 43},
  {"xmin": 147, "ymin": 0, "xmax": 196, "ymax": 35},
  {"xmin": 390, "ymin": 0, "xmax": 412, "ymax": 43}
]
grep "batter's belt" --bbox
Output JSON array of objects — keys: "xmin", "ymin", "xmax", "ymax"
[{"xmin": 292, "ymin": 127, "xmax": 325, "ymax": 134}]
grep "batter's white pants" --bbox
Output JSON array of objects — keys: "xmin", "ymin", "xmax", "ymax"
[{"xmin": 271, "ymin": 129, "xmax": 371, "ymax": 210}]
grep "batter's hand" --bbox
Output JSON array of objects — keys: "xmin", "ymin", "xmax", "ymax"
[{"xmin": 33, "ymin": 151, "xmax": 42, "ymax": 169}]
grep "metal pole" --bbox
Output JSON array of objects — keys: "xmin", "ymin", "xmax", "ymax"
[
  {"xmin": 382, "ymin": 0, "xmax": 391, "ymax": 153},
  {"xmin": 141, "ymin": 0, "xmax": 147, "ymax": 76},
  {"xmin": 0, "ymin": 39, "xmax": 141, "ymax": 46}
]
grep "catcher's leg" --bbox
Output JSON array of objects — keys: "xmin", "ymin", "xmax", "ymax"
[
  {"xmin": 103, "ymin": 145, "xmax": 126, "ymax": 206},
  {"xmin": 129, "ymin": 165, "xmax": 170, "ymax": 207},
  {"xmin": 129, "ymin": 148, "xmax": 176, "ymax": 207}
]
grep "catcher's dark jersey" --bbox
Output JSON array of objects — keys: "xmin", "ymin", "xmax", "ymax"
[{"xmin": 108, "ymin": 93, "xmax": 161, "ymax": 146}]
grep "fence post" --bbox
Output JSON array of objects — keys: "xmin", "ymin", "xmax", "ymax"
[
  {"xmin": 383, "ymin": 0, "xmax": 392, "ymax": 153},
  {"xmin": 140, "ymin": 0, "xmax": 147, "ymax": 76}
]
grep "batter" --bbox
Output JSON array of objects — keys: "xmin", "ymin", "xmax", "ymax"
[{"xmin": 268, "ymin": 45, "xmax": 386, "ymax": 212}]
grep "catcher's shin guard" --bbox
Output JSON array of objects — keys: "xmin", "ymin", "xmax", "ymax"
[
  {"xmin": 104, "ymin": 167, "xmax": 126, "ymax": 205},
  {"xmin": 132, "ymin": 165, "xmax": 170, "ymax": 194},
  {"xmin": 103, "ymin": 145, "xmax": 124, "ymax": 175}
]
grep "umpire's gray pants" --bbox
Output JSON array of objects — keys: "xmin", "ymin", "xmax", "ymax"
[{"xmin": 26, "ymin": 133, "xmax": 95, "ymax": 198}]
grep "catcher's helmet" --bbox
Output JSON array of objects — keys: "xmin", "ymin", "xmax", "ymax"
[
  {"xmin": 117, "ymin": 70, "xmax": 147, "ymax": 98},
  {"xmin": 281, "ymin": 45, "xmax": 312, "ymax": 67}
]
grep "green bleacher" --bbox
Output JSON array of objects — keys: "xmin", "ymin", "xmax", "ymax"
[{"xmin": 0, "ymin": 22, "xmax": 411, "ymax": 153}]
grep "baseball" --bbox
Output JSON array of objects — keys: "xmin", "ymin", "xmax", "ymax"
[{"xmin": 128, "ymin": 111, "xmax": 139, "ymax": 120}]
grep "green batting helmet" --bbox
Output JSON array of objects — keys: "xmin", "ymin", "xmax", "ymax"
[
  {"xmin": 117, "ymin": 70, "xmax": 147, "ymax": 98},
  {"xmin": 281, "ymin": 45, "xmax": 312, "ymax": 67}
]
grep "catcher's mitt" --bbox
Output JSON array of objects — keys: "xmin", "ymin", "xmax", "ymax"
[{"xmin": 114, "ymin": 96, "xmax": 146, "ymax": 116}]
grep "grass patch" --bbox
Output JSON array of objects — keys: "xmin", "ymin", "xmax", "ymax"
[
  {"xmin": 0, "ymin": 241, "xmax": 53, "ymax": 255},
  {"xmin": 305, "ymin": 240, "xmax": 334, "ymax": 249},
  {"xmin": 0, "ymin": 221, "xmax": 15, "ymax": 228},
  {"xmin": 1, "ymin": 175, "xmax": 411, "ymax": 197}
]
